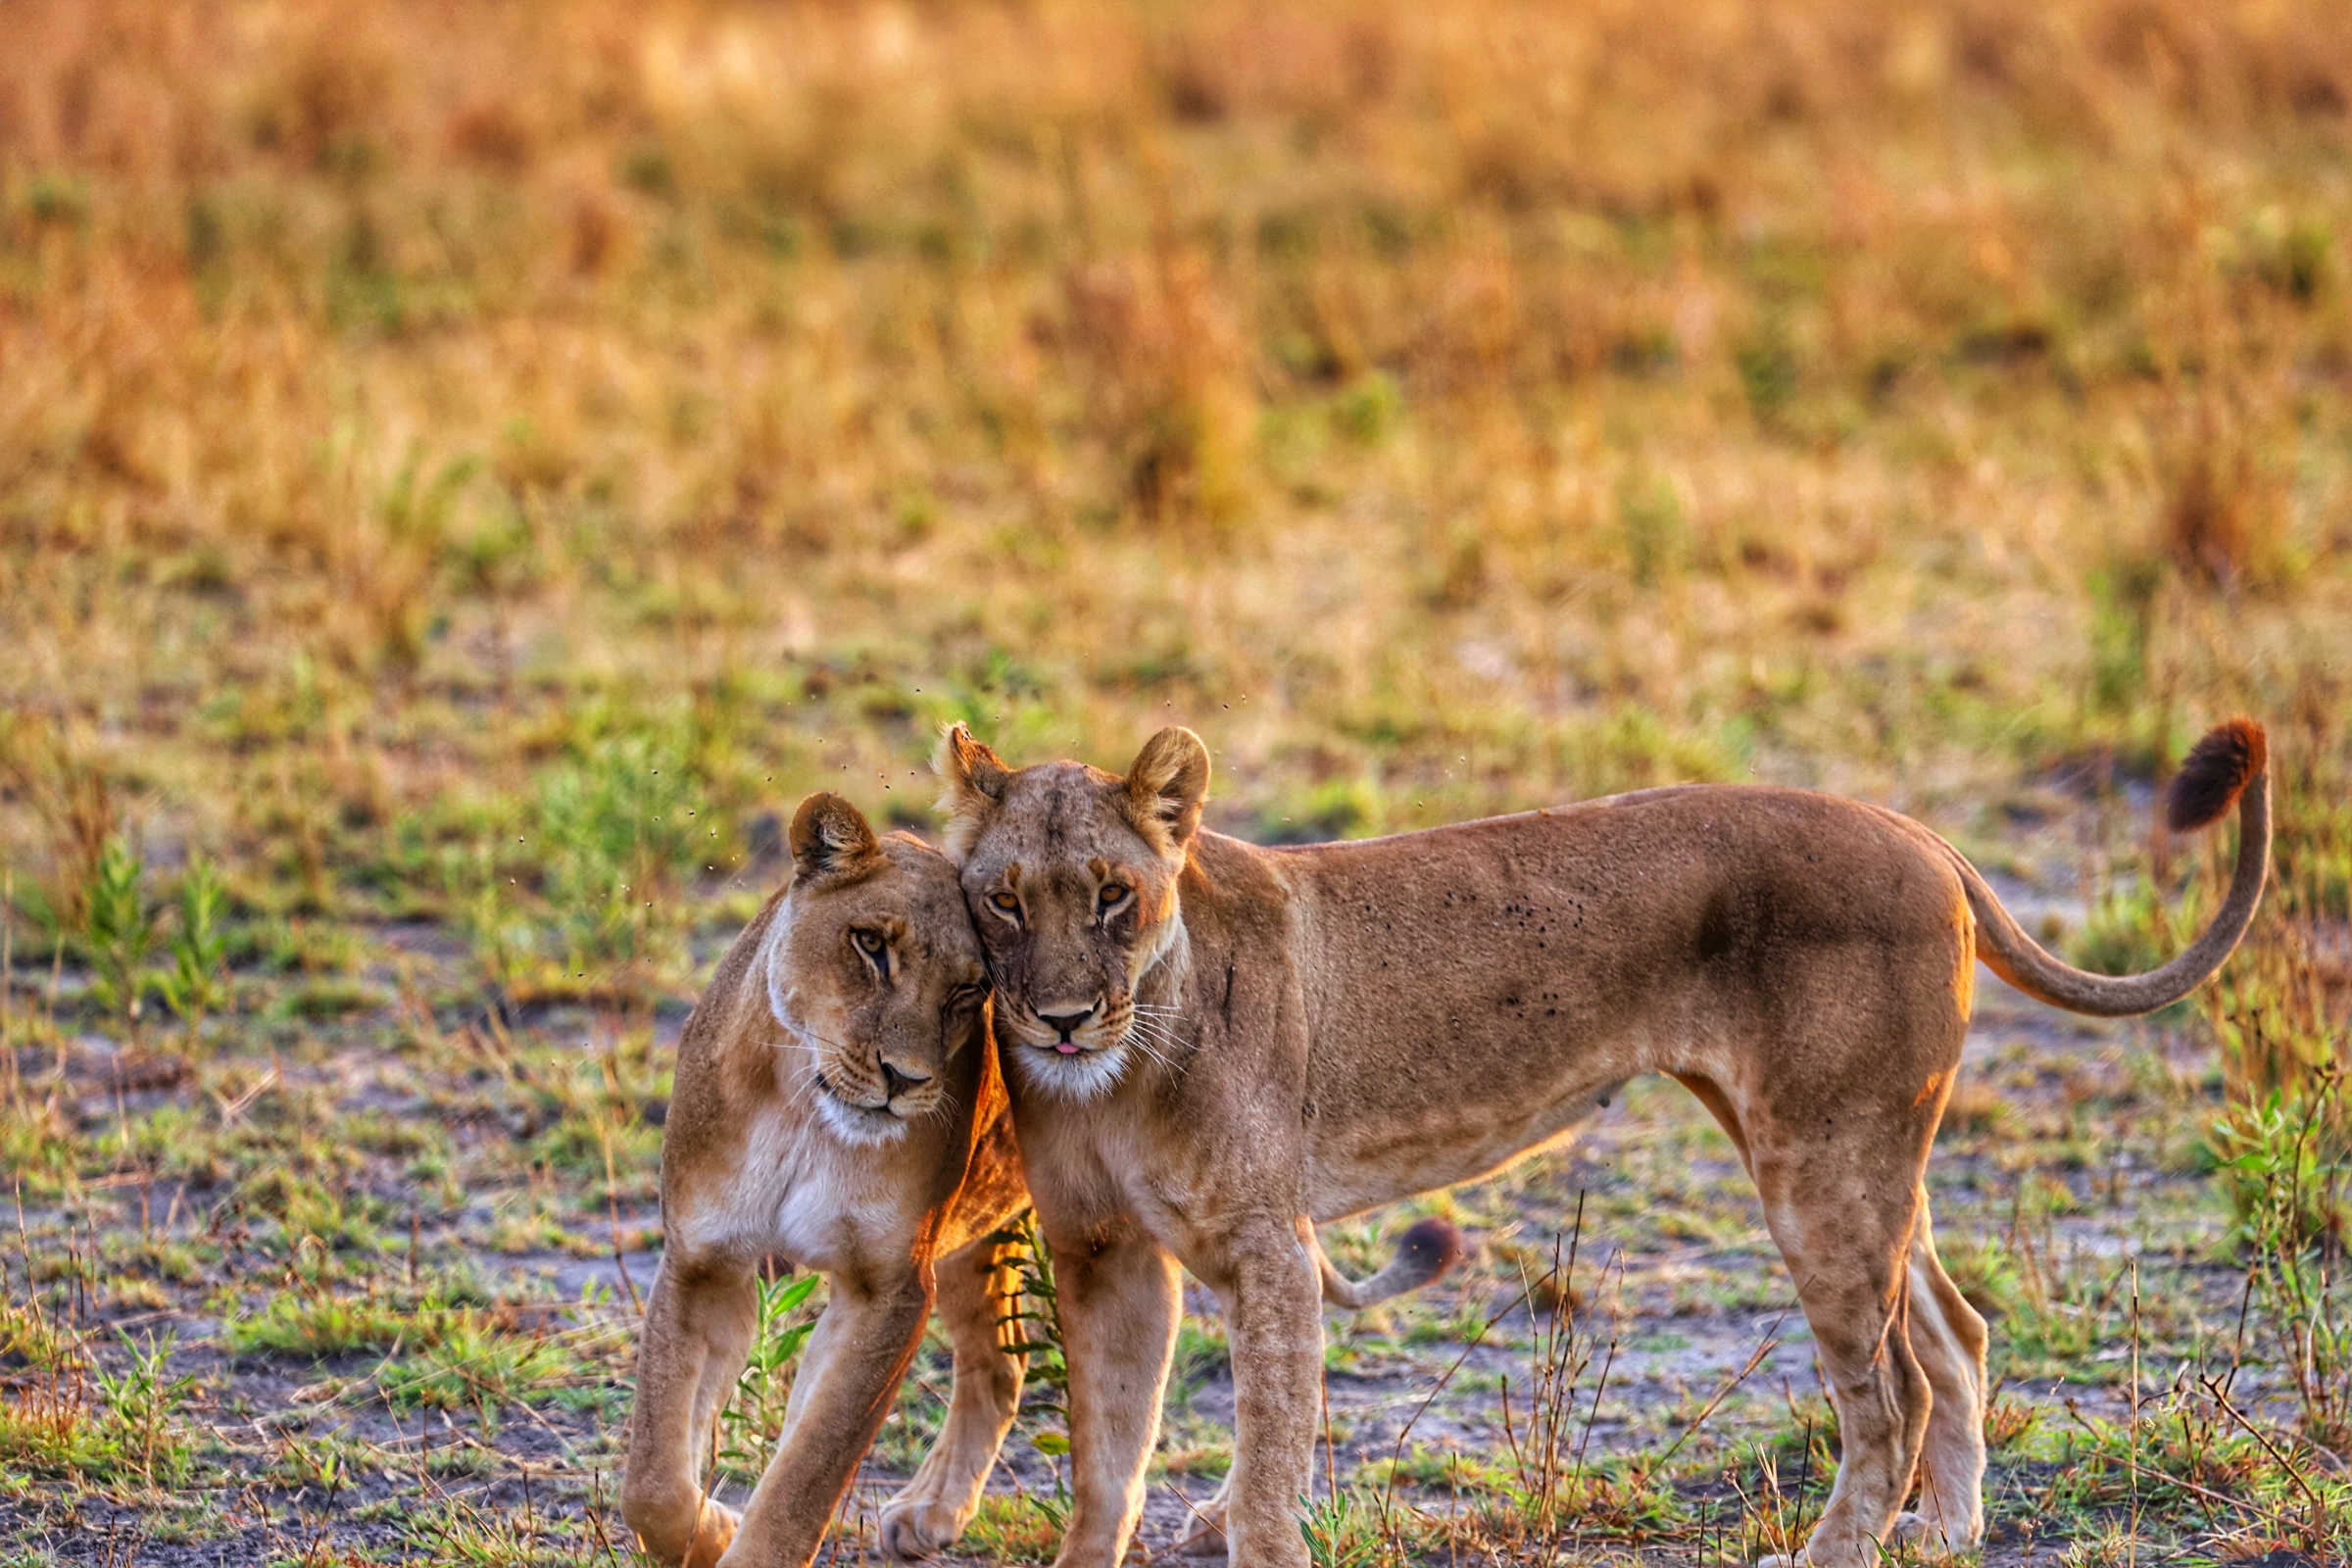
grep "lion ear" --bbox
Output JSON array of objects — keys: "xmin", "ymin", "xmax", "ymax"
[
  {"xmin": 789, "ymin": 793, "xmax": 881, "ymax": 879},
  {"xmin": 934, "ymin": 723, "xmax": 1009, "ymax": 858},
  {"xmin": 1124, "ymin": 726, "xmax": 1210, "ymax": 851}
]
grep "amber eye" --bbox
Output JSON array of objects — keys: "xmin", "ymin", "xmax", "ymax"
[
  {"xmin": 1099, "ymin": 884, "xmax": 1129, "ymax": 908},
  {"xmin": 855, "ymin": 929, "xmax": 886, "ymax": 955},
  {"xmin": 990, "ymin": 892, "xmax": 1020, "ymax": 914}
]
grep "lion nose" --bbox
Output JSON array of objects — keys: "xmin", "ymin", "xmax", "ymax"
[
  {"xmin": 1036, "ymin": 1005, "xmax": 1096, "ymax": 1043},
  {"xmin": 880, "ymin": 1063, "xmax": 930, "ymax": 1102}
]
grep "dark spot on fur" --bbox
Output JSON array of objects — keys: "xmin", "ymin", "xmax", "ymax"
[{"xmin": 1695, "ymin": 896, "xmax": 1738, "ymax": 961}]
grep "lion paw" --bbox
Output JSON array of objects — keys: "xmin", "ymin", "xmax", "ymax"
[
  {"xmin": 1752, "ymin": 1518, "xmax": 1970, "ymax": 1568},
  {"xmin": 1171, "ymin": 1491, "xmax": 1228, "ymax": 1557},
  {"xmin": 621, "ymin": 1489, "xmax": 738, "ymax": 1568},
  {"xmin": 1174, "ymin": 1521, "xmax": 1228, "ymax": 1558},
  {"xmin": 1889, "ymin": 1509, "xmax": 1979, "ymax": 1554},
  {"xmin": 689, "ymin": 1502, "xmax": 742, "ymax": 1568},
  {"xmin": 877, "ymin": 1494, "xmax": 970, "ymax": 1562}
]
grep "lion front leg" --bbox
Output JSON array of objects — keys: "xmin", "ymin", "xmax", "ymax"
[
  {"xmin": 1048, "ymin": 1219, "xmax": 1182, "ymax": 1568},
  {"xmin": 717, "ymin": 1270, "xmax": 933, "ymax": 1568},
  {"xmin": 1214, "ymin": 1222, "xmax": 1321, "ymax": 1568},
  {"xmin": 623, "ymin": 1253, "xmax": 759, "ymax": 1568},
  {"xmin": 879, "ymin": 1235, "xmax": 1027, "ymax": 1560}
]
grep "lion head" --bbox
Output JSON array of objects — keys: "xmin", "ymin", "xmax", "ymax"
[
  {"xmin": 935, "ymin": 724, "xmax": 1209, "ymax": 1101},
  {"xmin": 762, "ymin": 792, "xmax": 991, "ymax": 1144}
]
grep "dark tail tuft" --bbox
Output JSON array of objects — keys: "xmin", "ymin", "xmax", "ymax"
[
  {"xmin": 2167, "ymin": 718, "xmax": 2268, "ymax": 833},
  {"xmin": 1396, "ymin": 1217, "xmax": 1466, "ymax": 1283}
]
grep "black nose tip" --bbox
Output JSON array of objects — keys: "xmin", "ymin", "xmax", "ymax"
[
  {"xmin": 1037, "ymin": 1007, "xmax": 1095, "ymax": 1042},
  {"xmin": 880, "ymin": 1063, "xmax": 930, "ymax": 1101}
]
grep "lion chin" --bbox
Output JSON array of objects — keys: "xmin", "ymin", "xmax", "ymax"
[
  {"xmin": 1005, "ymin": 1039, "xmax": 1131, "ymax": 1102},
  {"xmin": 812, "ymin": 1088, "xmax": 911, "ymax": 1147}
]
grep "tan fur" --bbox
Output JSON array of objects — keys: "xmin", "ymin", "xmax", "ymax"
[
  {"xmin": 620, "ymin": 794, "xmax": 1459, "ymax": 1568},
  {"xmin": 937, "ymin": 720, "xmax": 2270, "ymax": 1568},
  {"xmin": 621, "ymin": 795, "xmax": 1029, "ymax": 1568}
]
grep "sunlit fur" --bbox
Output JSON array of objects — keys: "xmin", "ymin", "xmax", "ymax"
[{"xmin": 623, "ymin": 798, "xmax": 1031, "ymax": 1568}]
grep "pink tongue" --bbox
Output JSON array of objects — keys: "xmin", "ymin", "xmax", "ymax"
[{"xmin": 1054, "ymin": 1042, "xmax": 1080, "ymax": 1054}]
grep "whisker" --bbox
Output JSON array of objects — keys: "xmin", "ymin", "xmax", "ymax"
[
  {"xmin": 1119, "ymin": 1030, "xmax": 1179, "ymax": 1073},
  {"xmin": 1127, "ymin": 1015, "xmax": 1191, "ymax": 1047}
]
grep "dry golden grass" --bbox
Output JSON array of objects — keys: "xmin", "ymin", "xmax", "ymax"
[{"xmin": 1, "ymin": 0, "xmax": 2347, "ymax": 1011}]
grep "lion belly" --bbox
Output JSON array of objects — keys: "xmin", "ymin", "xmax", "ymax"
[{"xmin": 1304, "ymin": 1074, "xmax": 1626, "ymax": 1219}]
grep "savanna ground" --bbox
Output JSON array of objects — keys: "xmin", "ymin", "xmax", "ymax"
[{"xmin": 2, "ymin": 0, "xmax": 2350, "ymax": 1563}]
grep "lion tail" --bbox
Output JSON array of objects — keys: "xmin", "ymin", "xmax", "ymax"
[
  {"xmin": 1949, "ymin": 717, "xmax": 2270, "ymax": 1018},
  {"xmin": 1315, "ymin": 1217, "xmax": 1466, "ymax": 1310}
]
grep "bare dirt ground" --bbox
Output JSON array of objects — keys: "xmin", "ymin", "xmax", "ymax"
[{"xmin": 0, "ymin": 843, "xmax": 2313, "ymax": 1568}]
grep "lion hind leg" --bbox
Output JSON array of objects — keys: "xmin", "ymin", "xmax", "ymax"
[
  {"xmin": 1747, "ymin": 1131, "xmax": 1936, "ymax": 1567},
  {"xmin": 1895, "ymin": 1191, "xmax": 1987, "ymax": 1552}
]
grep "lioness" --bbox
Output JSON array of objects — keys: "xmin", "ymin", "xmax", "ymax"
[
  {"xmin": 623, "ymin": 793, "xmax": 1463, "ymax": 1568},
  {"xmin": 622, "ymin": 793, "xmax": 1025, "ymax": 1568},
  {"xmin": 936, "ymin": 718, "xmax": 2270, "ymax": 1568}
]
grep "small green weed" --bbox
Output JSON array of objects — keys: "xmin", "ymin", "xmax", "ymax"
[
  {"xmin": 962, "ymin": 1494, "xmax": 1063, "ymax": 1563},
  {"xmin": 1300, "ymin": 1487, "xmax": 1390, "ymax": 1568},
  {"xmin": 381, "ymin": 1316, "xmax": 578, "ymax": 1428},
  {"xmin": 995, "ymin": 1212, "xmax": 1067, "ymax": 1396},
  {"xmin": 0, "ymin": 1329, "xmax": 197, "ymax": 1493},
  {"xmin": 714, "ymin": 1270, "xmax": 820, "ymax": 1481},
  {"xmin": 225, "ymin": 1289, "xmax": 418, "ymax": 1356},
  {"xmin": 157, "ymin": 857, "xmax": 229, "ymax": 1035},
  {"xmin": 83, "ymin": 836, "xmax": 155, "ymax": 1032}
]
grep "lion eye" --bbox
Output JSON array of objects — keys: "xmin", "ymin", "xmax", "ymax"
[
  {"xmin": 1098, "ymin": 884, "xmax": 1129, "ymax": 908},
  {"xmin": 855, "ymin": 929, "xmax": 886, "ymax": 955},
  {"xmin": 990, "ymin": 892, "xmax": 1020, "ymax": 914}
]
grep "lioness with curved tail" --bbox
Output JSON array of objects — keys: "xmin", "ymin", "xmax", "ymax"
[
  {"xmin": 622, "ymin": 794, "xmax": 1463, "ymax": 1568},
  {"xmin": 935, "ymin": 717, "xmax": 2270, "ymax": 1568}
]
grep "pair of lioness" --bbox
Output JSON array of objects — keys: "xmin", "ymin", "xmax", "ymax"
[
  {"xmin": 630, "ymin": 717, "xmax": 2269, "ymax": 1568},
  {"xmin": 622, "ymin": 795, "xmax": 1458, "ymax": 1568}
]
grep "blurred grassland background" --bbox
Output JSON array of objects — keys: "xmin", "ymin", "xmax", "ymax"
[
  {"xmin": 3, "ymin": 3, "xmax": 2351, "ymax": 1139},
  {"xmin": 2, "ymin": 2, "xmax": 2351, "ymax": 1558}
]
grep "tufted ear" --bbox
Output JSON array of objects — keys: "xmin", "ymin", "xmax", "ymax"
[
  {"xmin": 933, "ymin": 723, "xmax": 1009, "ymax": 858},
  {"xmin": 1124, "ymin": 726, "xmax": 1210, "ymax": 852},
  {"xmin": 790, "ymin": 793, "xmax": 881, "ymax": 879}
]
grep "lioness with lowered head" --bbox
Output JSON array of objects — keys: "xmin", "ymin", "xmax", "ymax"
[
  {"xmin": 622, "ymin": 793, "xmax": 1025, "ymax": 1568},
  {"xmin": 935, "ymin": 717, "xmax": 2270, "ymax": 1568},
  {"xmin": 622, "ymin": 793, "xmax": 1464, "ymax": 1568}
]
